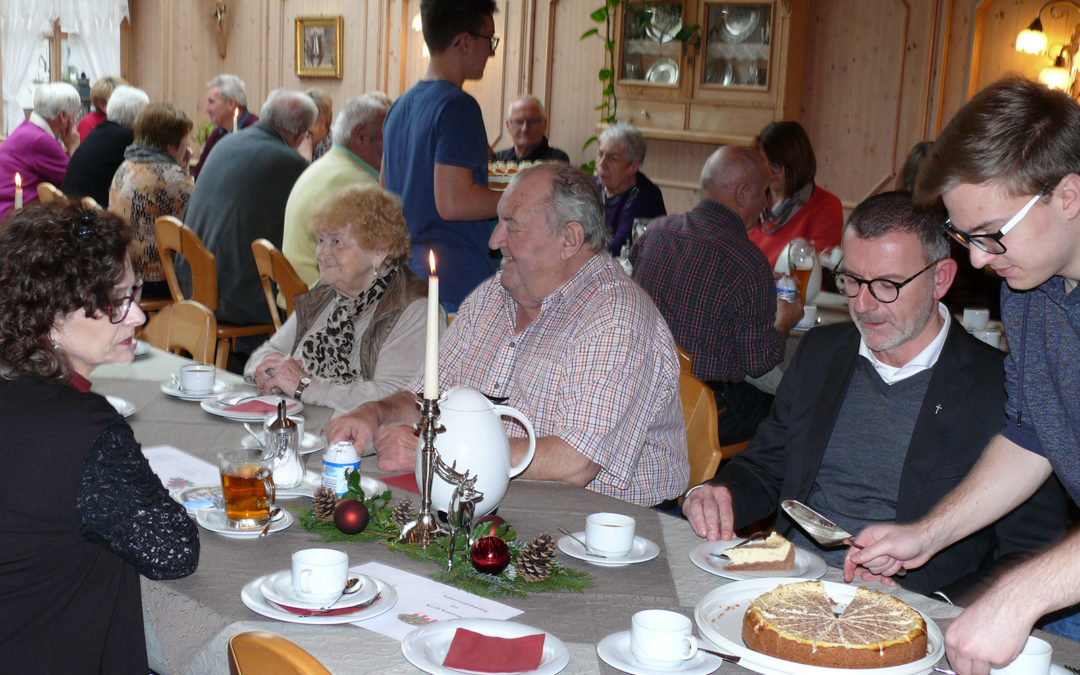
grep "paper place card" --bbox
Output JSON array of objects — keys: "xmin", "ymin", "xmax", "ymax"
[
  {"xmin": 142, "ymin": 444, "xmax": 219, "ymax": 499},
  {"xmin": 349, "ymin": 561, "xmax": 522, "ymax": 640}
]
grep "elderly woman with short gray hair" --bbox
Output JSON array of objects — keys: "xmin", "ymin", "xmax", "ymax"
[
  {"xmin": 0, "ymin": 82, "xmax": 82, "ymax": 217},
  {"xmin": 63, "ymin": 85, "xmax": 150, "ymax": 207},
  {"xmin": 594, "ymin": 121, "xmax": 666, "ymax": 256}
]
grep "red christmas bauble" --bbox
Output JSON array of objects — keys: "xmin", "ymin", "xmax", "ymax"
[
  {"xmin": 475, "ymin": 514, "xmax": 506, "ymax": 532},
  {"xmin": 470, "ymin": 535, "xmax": 510, "ymax": 575},
  {"xmin": 334, "ymin": 499, "xmax": 369, "ymax": 535}
]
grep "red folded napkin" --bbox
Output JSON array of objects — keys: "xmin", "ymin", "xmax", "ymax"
[
  {"xmin": 225, "ymin": 399, "xmax": 282, "ymax": 413},
  {"xmin": 383, "ymin": 472, "xmax": 419, "ymax": 494},
  {"xmin": 268, "ymin": 599, "xmax": 370, "ymax": 617},
  {"xmin": 442, "ymin": 627, "xmax": 545, "ymax": 673}
]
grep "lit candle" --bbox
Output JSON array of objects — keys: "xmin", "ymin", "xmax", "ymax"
[
  {"xmin": 14, "ymin": 173, "xmax": 22, "ymax": 212},
  {"xmin": 232, "ymin": 107, "xmax": 239, "ymax": 133},
  {"xmin": 424, "ymin": 250, "xmax": 439, "ymax": 400}
]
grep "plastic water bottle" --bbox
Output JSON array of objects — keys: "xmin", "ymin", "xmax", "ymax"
[
  {"xmin": 322, "ymin": 441, "xmax": 360, "ymax": 497},
  {"xmin": 776, "ymin": 274, "xmax": 798, "ymax": 304}
]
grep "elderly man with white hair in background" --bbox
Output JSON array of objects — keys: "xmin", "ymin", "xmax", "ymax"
[
  {"xmin": 493, "ymin": 95, "xmax": 569, "ymax": 163},
  {"xmin": 63, "ymin": 85, "xmax": 150, "ymax": 207},
  {"xmin": 0, "ymin": 82, "xmax": 81, "ymax": 217},
  {"xmin": 191, "ymin": 73, "xmax": 259, "ymax": 181},
  {"xmin": 282, "ymin": 94, "xmax": 391, "ymax": 290}
]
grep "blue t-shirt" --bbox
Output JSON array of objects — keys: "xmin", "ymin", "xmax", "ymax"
[{"xmin": 383, "ymin": 80, "xmax": 497, "ymax": 312}]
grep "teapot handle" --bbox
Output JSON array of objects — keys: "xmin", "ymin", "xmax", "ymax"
[{"xmin": 493, "ymin": 405, "xmax": 536, "ymax": 477}]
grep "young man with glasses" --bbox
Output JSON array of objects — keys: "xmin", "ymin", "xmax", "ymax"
[
  {"xmin": 494, "ymin": 95, "xmax": 570, "ymax": 163},
  {"xmin": 381, "ymin": 0, "xmax": 501, "ymax": 313},
  {"xmin": 848, "ymin": 77, "xmax": 1080, "ymax": 667},
  {"xmin": 683, "ymin": 191, "xmax": 1067, "ymax": 603}
]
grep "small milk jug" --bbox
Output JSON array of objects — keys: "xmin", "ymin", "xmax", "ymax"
[{"xmin": 322, "ymin": 441, "xmax": 360, "ymax": 497}]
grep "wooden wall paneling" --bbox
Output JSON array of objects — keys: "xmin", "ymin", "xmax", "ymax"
[{"xmin": 463, "ymin": 0, "xmax": 513, "ymax": 146}]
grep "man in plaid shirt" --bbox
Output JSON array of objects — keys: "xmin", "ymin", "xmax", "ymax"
[
  {"xmin": 327, "ymin": 163, "xmax": 689, "ymax": 506},
  {"xmin": 631, "ymin": 146, "xmax": 804, "ymax": 444}
]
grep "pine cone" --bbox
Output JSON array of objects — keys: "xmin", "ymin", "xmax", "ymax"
[
  {"xmin": 392, "ymin": 499, "xmax": 415, "ymax": 527},
  {"xmin": 312, "ymin": 486, "xmax": 338, "ymax": 521},
  {"xmin": 515, "ymin": 533, "xmax": 556, "ymax": 582}
]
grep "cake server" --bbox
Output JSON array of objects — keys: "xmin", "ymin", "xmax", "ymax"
[{"xmin": 780, "ymin": 499, "xmax": 859, "ymax": 548}]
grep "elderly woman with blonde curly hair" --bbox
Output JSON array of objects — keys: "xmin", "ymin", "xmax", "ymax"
[{"xmin": 245, "ymin": 183, "xmax": 440, "ymax": 411}]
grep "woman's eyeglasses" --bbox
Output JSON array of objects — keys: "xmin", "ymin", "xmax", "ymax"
[{"xmin": 106, "ymin": 279, "xmax": 144, "ymax": 324}]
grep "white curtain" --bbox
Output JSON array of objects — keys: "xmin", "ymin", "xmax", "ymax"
[
  {"xmin": 58, "ymin": 0, "xmax": 129, "ymax": 88},
  {"xmin": 0, "ymin": 0, "xmax": 129, "ymax": 135},
  {"xmin": 1, "ymin": 4, "xmax": 56, "ymax": 135}
]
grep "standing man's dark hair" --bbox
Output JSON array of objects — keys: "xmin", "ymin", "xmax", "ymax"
[{"xmin": 420, "ymin": 0, "xmax": 498, "ymax": 52}]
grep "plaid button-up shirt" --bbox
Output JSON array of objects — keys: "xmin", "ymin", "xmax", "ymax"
[
  {"xmin": 414, "ymin": 253, "xmax": 689, "ymax": 506},
  {"xmin": 630, "ymin": 199, "xmax": 784, "ymax": 383}
]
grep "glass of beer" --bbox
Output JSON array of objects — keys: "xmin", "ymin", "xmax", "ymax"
[
  {"xmin": 218, "ymin": 449, "xmax": 276, "ymax": 529},
  {"xmin": 788, "ymin": 237, "xmax": 817, "ymax": 303}
]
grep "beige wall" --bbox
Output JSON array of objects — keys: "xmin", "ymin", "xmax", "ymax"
[{"xmin": 119, "ymin": 0, "xmax": 1067, "ymax": 215}]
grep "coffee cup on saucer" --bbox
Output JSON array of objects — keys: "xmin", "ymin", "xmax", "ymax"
[
  {"xmin": 629, "ymin": 609, "xmax": 698, "ymax": 670},
  {"xmin": 585, "ymin": 512, "xmax": 636, "ymax": 557},
  {"xmin": 179, "ymin": 364, "xmax": 215, "ymax": 395},
  {"xmin": 963, "ymin": 307, "xmax": 990, "ymax": 331},
  {"xmin": 291, "ymin": 548, "xmax": 348, "ymax": 602},
  {"xmin": 989, "ymin": 636, "xmax": 1051, "ymax": 675},
  {"xmin": 974, "ymin": 329, "xmax": 1002, "ymax": 349}
]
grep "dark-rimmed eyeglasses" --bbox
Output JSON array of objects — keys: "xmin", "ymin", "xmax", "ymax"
[
  {"xmin": 469, "ymin": 31, "xmax": 499, "ymax": 52},
  {"xmin": 943, "ymin": 192, "xmax": 1042, "ymax": 255},
  {"xmin": 106, "ymin": 279, "xmax": 143, "ymax": 324},
  {"xmin": 833, "ymin": 260, "xmax": 938, "ymax": 303}
]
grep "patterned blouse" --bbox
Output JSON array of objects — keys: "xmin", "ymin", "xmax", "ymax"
[{"xmin": 109, "ymin": 145, "xmax": 194, "ymax": 283}]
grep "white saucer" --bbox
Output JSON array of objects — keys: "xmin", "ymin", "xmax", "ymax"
[
  {"xmin": 242, "ymin": 431, "xmax": 325, "ymax": 455},
  {"xmin": 106, "ymin": 395, "xmax": 135, "ymax": 418},
  {"xmin": 195, "ymin": 506, "xmax": 293, "ymax": 538},
  {"xmin": 160, "ymin": 379, "xmax": 230, "ymax": 401},
  {"xmin": 688, "ymin": 538, "xmax": 827, "ymax": 581},
  {"xmin": 556, "ymin": 532, "xmax": 659, "ymax": 567},
  {"xmin": 241, "ymin": 571, "xmax": 396, "ymax": 625},
  {"xmin": 259, "ymin": 569, "xmax": 379, "ymax": 610},
  {"xmin": 596, "ymin": 631, "xmax": 721, "ymax": 675},
  {"xmin": 401, "ymin": 618, "xmax": 570, "ymax": 675}
]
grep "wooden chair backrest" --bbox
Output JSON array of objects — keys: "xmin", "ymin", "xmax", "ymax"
[
  {"xmin": 679, "ymin": 369, "xmax": 724, "ymax": 492},
  {"xmin": 139, "ymin": 300, "xmax": 217, "ymax": 365},
  {"xmin": 155, "ymin": 215, "xmax": 219, "ymax": 310},
  {"xmin": 251, "ymin": 238, "xmax": 308, "ymax": 329},
  {"xmin": 36, "ymin": 182, "xmax": 65, "ymax": 205},
  {"xmin": 227, "ymin": 631, "xmax": 332, "ymax": 675}
]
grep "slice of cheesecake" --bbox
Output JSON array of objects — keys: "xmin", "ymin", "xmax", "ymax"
[{"xmin": 724, "ymin": 532, "xmax": 795, "ymax": 571}]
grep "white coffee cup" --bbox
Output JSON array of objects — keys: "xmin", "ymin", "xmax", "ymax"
[
  {"xmin": 974, "ymin": 329, "xmax": 1003, "ymax": 349},
  {"xmin": 630, "ymin": 609, "xmax": 698, "ymax": 670},
  {"xmin": 262, "ymin": 413, "xmax": 305, "ymax": 442},
  {"xmin": 291, "ymin": 548, "xmax": 348, "ymax": 602},
  {"xmin": 963, "ymin": 307, "xmax": 990, "ymax": 331},
  {"xmin": 585, "ymin": 512, "xmax": 636, "ymax": 557},
  {"xmin": 989, "ymin": 636, "xmax": 1052, "ymax": 675},
  {"xmin": 179, "ymin": 364, "xmax": 215, "ymax": 394},
  {"xmin": 796, "ymin": 305, "xmax": 818, "ymax": 330}
]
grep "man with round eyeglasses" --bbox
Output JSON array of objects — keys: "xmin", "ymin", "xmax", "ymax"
[
  {"xmin": 682, "ymin": 191, "xmax": 1067, "ymax": 603},
  {"xmin": 847, "ymin": 77, "xmax": 1080, "ymax": 670},
  {"xmin": 493, "ymin": 96, "xmax": 569, "ymax": 163}
]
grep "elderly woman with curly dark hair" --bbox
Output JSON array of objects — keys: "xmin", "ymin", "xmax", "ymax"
[
  {"xmin": 0, "ymin": 202, "xmax": 199, "ymax": 672},
  {"xmin": 245, "ymin": 183, "xmax": 439, "ymax": 412}
]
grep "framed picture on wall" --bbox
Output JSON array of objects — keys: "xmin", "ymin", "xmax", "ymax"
[{"xmin": 295, "ymin": 16, "xmax": 343, "ymax": 78}]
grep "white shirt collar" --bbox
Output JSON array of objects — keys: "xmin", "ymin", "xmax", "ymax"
[
  {"xmin": 28, "ymin": 112, "xmax": 59, "ymax": 140},
  {"xmin": 858, "ymin": 303, "xmax": 951, "ymax": 385}
]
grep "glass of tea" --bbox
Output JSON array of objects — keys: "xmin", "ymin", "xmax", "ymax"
[{"xmin": 218, "ymin": 448, "xmax": 276, "ymax": 529}]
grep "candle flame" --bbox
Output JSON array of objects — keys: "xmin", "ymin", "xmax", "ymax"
[
  {"xmin": 14, "ymin": 173, "xmax": 20, "ymax": 188},
  {"xmin": 429, "ymin": 250, "xmax": 437, "ymax": 275},
  {"xmin": 233, "ymin": 108, "xmax": 239, "ymax": 120},
  {"xmin": 489, "ymin": 523, "xmax": 497, "ymax": 538}
]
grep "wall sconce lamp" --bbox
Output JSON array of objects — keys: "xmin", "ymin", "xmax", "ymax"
[
  {"xmin": 1016, "ymin": 1, "xmax": 1080, "ymax": 93},
  {"xmin": 1017, "ymin": 1, "xmax": 1080, "ymax": 55}
]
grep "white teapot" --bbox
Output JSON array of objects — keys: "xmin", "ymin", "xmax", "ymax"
[{"xmin": 415, "ymin": 386, "xmax": 536, "ymax": 517}]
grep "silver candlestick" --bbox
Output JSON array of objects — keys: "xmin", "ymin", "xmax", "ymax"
[{"xmin": 400, "ymin": 396, "xmax": 448, "ymax": 547}]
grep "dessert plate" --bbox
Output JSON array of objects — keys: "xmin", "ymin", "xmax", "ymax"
[
  {"xmin": 556, "ymin": 532, "xmax": 659, "ymax": 567},
  {"xmin": 689, "ymin": 538, "xmax": 827, "ymax": 581},
  {"xmin": 160, "ymin": 379, "xmax": 231, "ymax": 401},
  {"xmin": 259, "ymin": 570, "xmax": 379, "ymax": 610},
  {"xmin": 241, "ymin": 572, "xmax": 396, "ymax": 625},
  {"xmin": 694, "ymin": 578, "xmax": 944, "ymax": 675},
  {"xmin": 200, "ymin": 394, "xmax": 302, "ymax": 422},
  {"xmin": 106, "ymin": 395, "xmax": 136, "ymax": 418},
  {"xmin": 401, "ymin": 618, "xmax": 569, "ymax": 675},
  {"xmin": 195, "ymin": 506, "xmax": 293, "ymax": 538},
  {"xmin": 242, "ymin": 431, "xmax": 325, "ymax": 456},
  {"xmin": 597, "ymin": 631, "xmax": 721, "ymax": 675}
]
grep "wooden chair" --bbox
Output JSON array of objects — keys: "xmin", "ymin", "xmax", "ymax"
[
  {"xmin": 155, "ymin": 215, "xmax": 274, "ymax": 370},
  {"xmin": 678, "ymin": 367, "xmax": 752, "ymax": 497},
  {"xmin": 36, "ymin": 182, "xmax": 65, "ymax": 204},
  {"xmin": 138, "ymin": 300, "xmax": 217, "ymax": 364},
  {"xmin": 676, "ymin": 344, "xmax": 693, "ymax": 377},
  {"xmin": 227, "ymin": 631, "xmax": 331, "ymax": 675},
  {"xmin": 80, "ymin": 195, "xmax": 103, "ymax": 211},
  {"xmin": 251, "ymin": 238, "xmax": 308, "ymax": 330}
]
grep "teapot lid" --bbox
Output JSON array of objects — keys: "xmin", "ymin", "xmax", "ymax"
[{"xmin": 440, "ymin": 386, "xmax": 496, "ymax": 412}]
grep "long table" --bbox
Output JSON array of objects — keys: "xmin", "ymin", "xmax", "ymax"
[{"xmin": 91, "ymin": 348, "xmax": 1078, "ymax": 674}]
